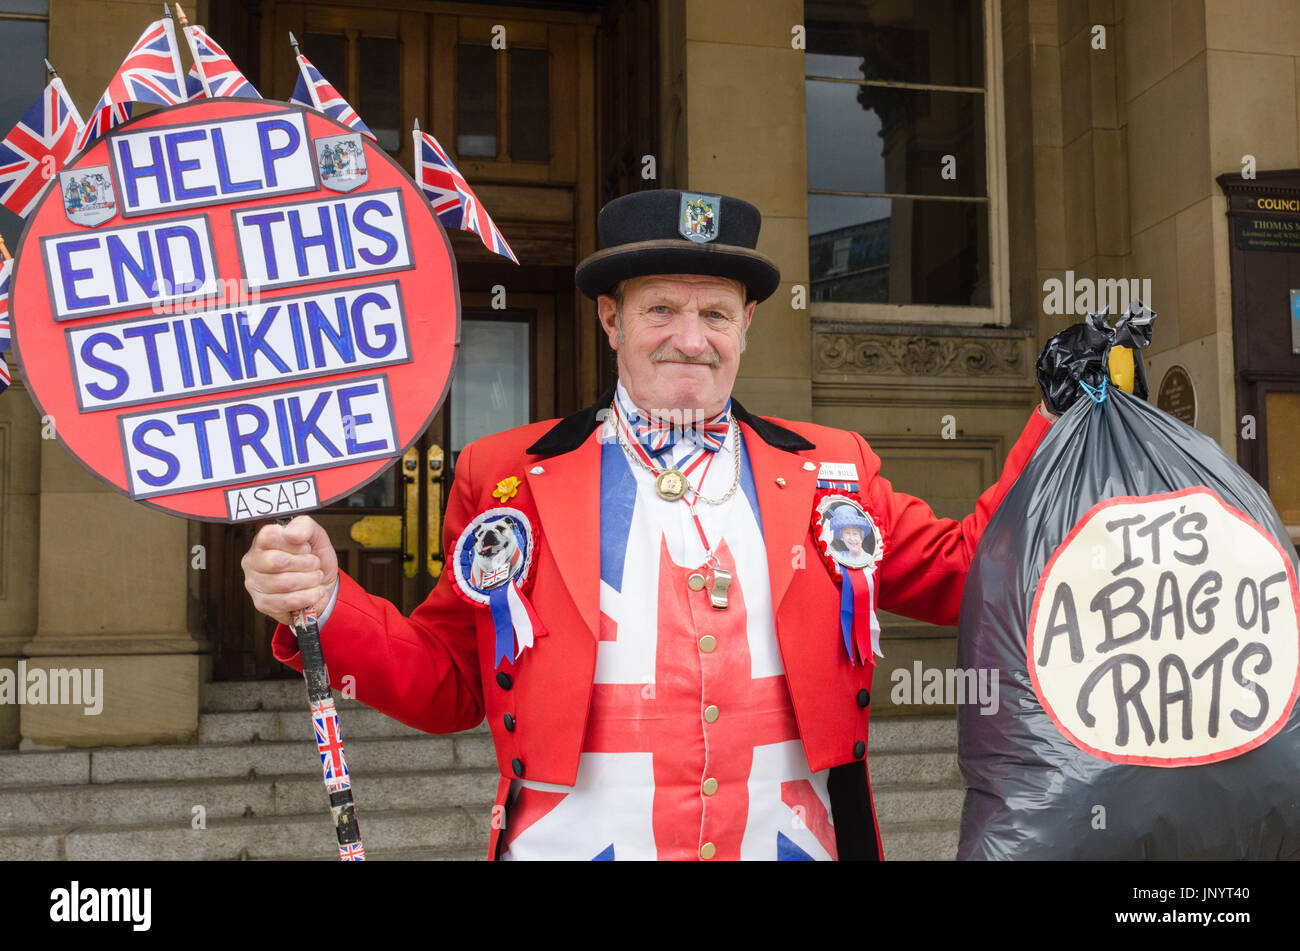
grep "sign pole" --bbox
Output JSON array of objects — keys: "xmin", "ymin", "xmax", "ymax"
[
  {"xmin": 288, "ymin": 32, "xmax": 323, "ymax": 112},
  {"xmin": 279, "ymin": 525, "xmax": 365, "ymax": 861},
  {"xmin": 172, "ymin": 4, "xmax": 211, "ymax": 99},
  {"xmin": 43, "ymin": 60, "xmax": 84, "ymax": 129},
  {"xmin": 160, "ymin": 4, "xmax": 188, "ymax": 101}
]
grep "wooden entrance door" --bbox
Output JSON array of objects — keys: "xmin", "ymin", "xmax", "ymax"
[{"xmin": 317, "ymin": 293, "xmax": 555, "ymax": 617}]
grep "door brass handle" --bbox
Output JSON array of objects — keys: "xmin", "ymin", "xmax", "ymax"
[
  {"xmin": 426, "ymin": 445, "xmax": 445, "ymax": 578},
  {"xmin": 348, "ymin": 446, "xmax": 420, "ymax": 579},
  {"xmin": 402, "ymin": 446, "xmax": 420, "ymax": 578}
]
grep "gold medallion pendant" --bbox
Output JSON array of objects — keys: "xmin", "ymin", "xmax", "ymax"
[{"xmin": 655, "ymin": 468, "xmax": 688, "ymax": 501}]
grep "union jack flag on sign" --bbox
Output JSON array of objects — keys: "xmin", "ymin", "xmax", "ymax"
[
  {"xmin": 311, "ymin": 698, "xmax": 351, "ymax": 793},
  {"xmin": 182, "ymin": 24, "xmax": 260, "ymax": 99},
  {"xmin": 290, "ymin": 52, "xmax": 375, "ymax": 142},
  {"xmin": 0, "ymin": 258, "xmax": 12, "ymax": 395},
  {"xmin": 0, "ymin": 76, "xmax": 84, "ymax": 220},
  {"xmin": 184, "ymin": 65, "xmax": 205, "ymax": 101},
  {"xmin": 414, "ymin": 125, "xmax": 519, "ymax": 264},
  {"xmin": 78, "ymin": 18, "xmax": 187, "ymax": 150},
  {"xmin": 338, "ymin": 842, "xmax": 365, "ymax": 861}
]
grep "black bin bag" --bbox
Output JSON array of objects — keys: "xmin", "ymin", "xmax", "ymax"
[{"xmin": 957, "ymin": 306, "xmax": 1300, "ymax": 859}]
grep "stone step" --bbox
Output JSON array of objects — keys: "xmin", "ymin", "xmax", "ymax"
[
  {"xmin": 0, "ymin": 767, "xmax": 498, "ymax": 828},
  {"xmin": 877, "ymin": 820, "xmax": 960, "ymax": 861},
  {"xmin": 0, "ymin": 806, "xmax": 494, "ymax": 861},
  {"xmin": 83, "ymin": 732, "xmax": 495, "ymax": 785},
  {"xmin": 198, "ymin": 707, "xmax": 431, "ymax": 743},
  {"xmin": 1, "ymin": 726, "xmax": 950, "ymax": 788},
  {"xmin": 867, "ymin": 749, "xmax": 961, "ymax": 787},
  {"xmin": 264, "ymin": 845, "xmax": 488, "ymax": 861},
  {"xmin": 0, "ymin": 749, "xmax": 90, "ymax": 787},
  {"xmin": 203, "ymin": 680, "xmax": 500, "ymax": 719},
  {"xmin": 868, "ymin": 715, "xmax": 957, "ymax": 753},
  {"xmin": 872, "ymin": 784, "xmax": 964, "ymax": 824},
  {"xmin": 204, "ymin": 682, "xmax": 952, "ymax": 747},
  {"xmin": 202, "ymin": 680, "xmax": 329, "ymax": 712}
]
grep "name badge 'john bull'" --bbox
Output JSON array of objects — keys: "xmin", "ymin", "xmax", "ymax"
[
  {"xmin": 452, "ymin": 506, "xmax": 546, "ymax": 668},
  {"xmin": 812, "ymin": 492, "xmax": 888, "ymax": 665}
]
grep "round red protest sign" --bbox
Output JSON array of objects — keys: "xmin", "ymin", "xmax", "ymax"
[{"xmin": 11, "ymin": 98, "xmax": 459, "ymax": 522}]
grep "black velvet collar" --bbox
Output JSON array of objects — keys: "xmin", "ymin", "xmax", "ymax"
[{"xmin": 525, "ymin": 386, "xmax": 816, "ymax": 456}]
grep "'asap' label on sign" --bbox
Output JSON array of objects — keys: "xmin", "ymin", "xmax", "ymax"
[
  {"xmin": 225, "ymin": 475, "xmax": 319, "ymax": 522},
  {"xmin": 1028, "ymin": 489, "xmax": 1300, "ymax": 767},
  {"xmin": 118, "ymin": 374, "xmax": 398, "ymax": 499}
]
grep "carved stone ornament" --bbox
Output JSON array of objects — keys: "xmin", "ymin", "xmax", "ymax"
[{"xmin": 815, "ymin": 333, "xmax": 1025, "ymax": 378}]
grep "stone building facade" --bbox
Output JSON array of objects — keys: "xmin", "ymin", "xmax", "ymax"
[{"xmin": 0, "ymin": 0, "xmax": 1296, "ymax": 760}]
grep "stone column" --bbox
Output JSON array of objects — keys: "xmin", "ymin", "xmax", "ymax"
[
  {"xmin": 21, "ymin": 437, "xmax": 203, "ymax": 747},
  {"xmin": 680, "ymin": 0, "xmax": 813, "ymax": 422},
  {"xmin": 13, "ymin": 0, "xmax": 218, "ymax": 749},
  {"xmin": 0, "ymin": 372, "xmax": 41, "ymax": 748}
]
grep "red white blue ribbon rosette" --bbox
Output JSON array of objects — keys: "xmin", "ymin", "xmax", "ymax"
[
  {"xmin": 451, "ymin": 507, "xmax": 545, "ymax": 667},
  {"xmin": 812, "ymin": 492, "xmax": 887, "ymax": 666}
]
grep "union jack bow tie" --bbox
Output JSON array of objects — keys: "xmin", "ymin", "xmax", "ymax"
[{"xmin": 631, "ymin": 409, "xmax": 731, "ymax": 459}]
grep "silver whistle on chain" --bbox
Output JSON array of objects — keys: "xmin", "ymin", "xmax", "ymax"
[{"xmin": 708, "ymin": 566, "xmax": 731, "ymax": 609}]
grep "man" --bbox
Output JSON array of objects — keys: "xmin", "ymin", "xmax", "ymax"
[{"xmin": 245, "ymin": 189, "xmax": 1056, "ymax": 860}]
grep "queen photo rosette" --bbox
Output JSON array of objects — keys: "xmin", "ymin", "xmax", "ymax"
[
  {"xmin": 451, "ymin": 506, "xmax": 547, "ymax": 668},
  {"xmin": 812, "ymin": 492, "xmax": 888, "ymax": 665}
]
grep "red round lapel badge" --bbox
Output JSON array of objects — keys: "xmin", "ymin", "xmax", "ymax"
[
  {"xmin": 10, "ymin": 98, "xmax": 459, "ymax": 522},
  {"xmin": 812, "ymin": 491, "xmax": 888, "ymax": 665}
]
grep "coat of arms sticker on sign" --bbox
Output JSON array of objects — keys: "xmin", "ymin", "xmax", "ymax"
[
  {"xmin": 59, "ymin": 166, "xmax": 117, "ymax": 226},
  {"xmin": 314, "ymin": 132, "xmax": 368, "ymax": 192}
]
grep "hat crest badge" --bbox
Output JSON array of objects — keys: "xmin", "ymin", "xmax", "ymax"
[{"xmin": 679, "ymin": 192, "xmax": 721, "ymax": 243}]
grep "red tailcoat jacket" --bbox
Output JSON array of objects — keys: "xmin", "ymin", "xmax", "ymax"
[{"xmin": 273, "ymin": 391, "xmax": 1052, "ymax": 859}]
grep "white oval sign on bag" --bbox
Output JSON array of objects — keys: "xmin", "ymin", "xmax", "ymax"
[{"xmin": 1028, "ymin": 487, "xmax": 1300, "ymax": 766}]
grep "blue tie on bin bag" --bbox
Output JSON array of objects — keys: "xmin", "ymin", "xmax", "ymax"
[{"xmin": 957, "ymin": 302, "xmax": 1300, "ymax": 859}]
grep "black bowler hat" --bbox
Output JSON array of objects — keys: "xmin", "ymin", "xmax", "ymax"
[{"xmin": 575, "ymin": 189, "xmax": 781, "ymax": 302}]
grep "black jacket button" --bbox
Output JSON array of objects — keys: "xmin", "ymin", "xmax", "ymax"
[
  {"xmin": 496, "ymin": 671, "xmax": 513, "ymax": 690},
  {"xmin": 512, "ymin": 757, "xmax": 525, "ymax": 777},
  {"xmin": 856, "ymin": 689, "xmax": 870, "ymax": 708},
  {"xmin": 853, "ymin": 740, "xmax": 866, "ymax": 759},
  {"xmin": 504, "ymin": 713, "xmax": 516, "ymax": 732}
]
